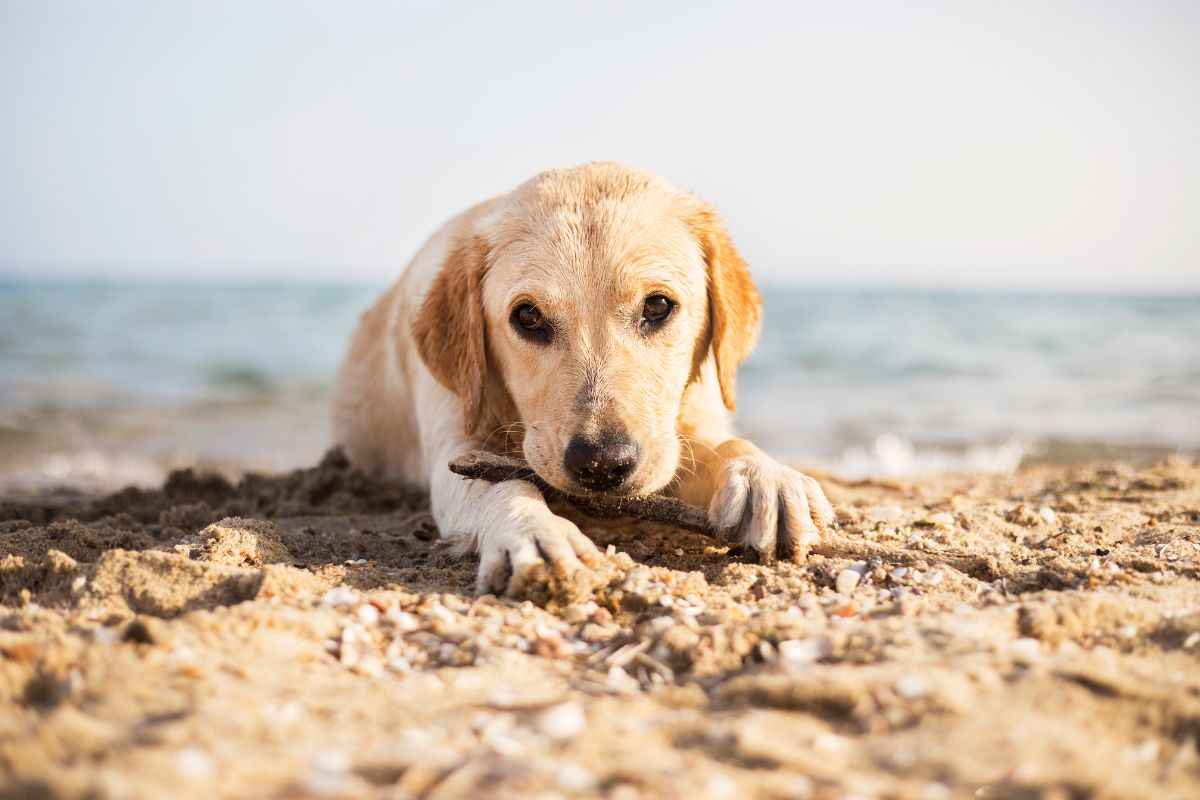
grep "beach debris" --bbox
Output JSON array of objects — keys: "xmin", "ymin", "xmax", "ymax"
[
  {"xmin": 322, "ymin": 587, "xmax": 359, "ymax": 608},
  {"xmin": 778, "ymin": 637, "xmax": 832, "ymax": 668},
  {"xmin": 535, "ymin": 701, "xmax": 587, "ymax": 741},
  {"xmin": 121, "ymin": 618, "xmax": 156, "ymax": 645},
  {"xmin": 356, "ymin": 603, "xmax": 381, "ymax": 626},
  {"xmin": 1006, "ymin": 504, "xmax": 1047, "ymax": 527},
  {"xmin": 924, "ymin": 512, "xmax": 955, "ymax": 528},
  {"xmin": 870, "ymin": 505, "xmax": 904, "ymax": 523},
  {"xmin": 173, "ymin": 748, "xmax": 215, "ymax": 779},
  {"xmin": 1008, "ymin": 638, "xmax": 1042, "ymax": 664},
  {"xmin": 836, "ymin": 568, "xmax": 862, "ymax": 595},
  {"xmin": 894, "ymin": 674, "xmax": 931, "ymax": 700}
]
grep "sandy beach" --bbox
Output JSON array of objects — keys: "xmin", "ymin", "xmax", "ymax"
[{"xmin": 2, "ymin": 451, "xmax": 1198, "ymax": 799}]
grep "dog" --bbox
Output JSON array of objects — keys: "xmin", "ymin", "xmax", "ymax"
[{"xmin": 333, "ymin": 163, "xmax": 834, "ymax": 594}]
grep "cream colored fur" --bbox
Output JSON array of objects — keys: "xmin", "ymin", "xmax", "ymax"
[{"xmin": 333, "ymin": 163, "xmax": 833, "ymax": 594}]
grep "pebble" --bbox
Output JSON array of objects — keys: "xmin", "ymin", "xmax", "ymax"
[
  {"xmin": 425, "ymin": 605, "xmax": 456, "ymax": 625},
  {"xmin": 1039, "ymin": 506, "xmax": 1058, "ymax": 525},
  {"xmin": 556, "ymin": 763, "xmax": 598, "ymax": 792},
  {"xmin": 562, "ymin": 602, "xmax": 596, "ymax": 625},
  {"xmin": 338, "ymin": 629, "xmax": 363, "ymax": 667},
  {"xmin": 303, "ymin": 750, "xmax": 352, "ymax": 797},
  {"xmin": 704, "ymin": 774, "xmax": 740, "ymax": 799},
  {"xmin": 1009, "ymin": 638, "xmax": 1042, "ymax": 664},
  {"xmin": 606, "ymin": 665, "xmax": 640, "ymax": 693},
  {"xmin": 836, "ymin": 569, "xmax": 861, "ymax": 595},
  {"xmin": 922, "ymin": 782, "xmax": 952, "ymax": 800},
  {"xmin": 353, "ymin": 656, "xmax": 384, "ymax": 677},
  {"xmin": 662, "ymin": 625, "xmax": 700, "ymax": 653},
  {"xmin": 314, "ymin": 750, "xmax": 350, "ymax": 772},
  {"xmin": 301, "ymin": 771, "xmax": 349, "ymax": 797},
  {"xmin": 581, "ymin": 623, "xmax": 617, "ymax": 643},
  {"xmin": 830, "ymin": 602, "xmax": 858, "ymax": 618},
  {"xmin": 1183, "ymin": 632, "xmax": 1200, "ymax": 650},
  {"xmin": 1128, "ymin": 739, "xmax": 1159, "ymax": 763},
  {"xmin": 482, "ymin": 729, "xmax": 524, "ymax": 757},
  {"xmin": 93, "ymin": 627, "xmax": 119, "ymax": 645},
  {"xmin": 871, "ymin": 505, "xmax": 903, "ymax": 523},
  {"xmin": 536, "ymin": 701, "xmax": 587, "ymax": 741},
  {"xmin": 356, "ymin": 604, "xmax": 380, "ymax": 626},
  {"xmin": 927, "ymin": 512, "xmax": 955, "ymax": 528},
  {"xmin": 173, "ymin": 748, "xmax": 215, "ymax": 779},
  {"xmin": 778, "ymin": 637, "xmax": 832, "ymax": 667},
  {"xmin": 894, "ymin": 674, "xmax": 931, "ymax": 700},
  {"xmin": 321, "ymin": 587, "xmax": 358, "ymax": 608},
  {"xmin": 385, "ymin": 609, "xmax": 420, "ymax": 632}
]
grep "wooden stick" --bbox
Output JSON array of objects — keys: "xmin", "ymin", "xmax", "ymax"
[
  {"xmin": 448, "ymin": 451, "xmax": 713, "ymax": 536},
  {"xmin": 447, "ymin": 450, "xmax": 1001, "ymax": 577}
]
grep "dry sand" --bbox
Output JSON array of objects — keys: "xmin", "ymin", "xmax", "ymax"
[{"xmin": 2, "ymin": 450, "xmax": 1199, "ymax": 799}]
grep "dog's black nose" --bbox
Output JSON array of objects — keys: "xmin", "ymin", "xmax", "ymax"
[{"xmin": 563, "ymin": 435, "xmax": 639, "ymax": 491}]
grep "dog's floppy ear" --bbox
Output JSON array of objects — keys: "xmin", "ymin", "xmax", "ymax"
[
  {"xmin": 412, "ymin": 234, "xmax": 490, "ymax": 435},
  {"xmin": 689, "ymin": 207, "xmax": 763, "ymax": 411}
]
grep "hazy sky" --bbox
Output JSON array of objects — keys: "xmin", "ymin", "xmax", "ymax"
[{"xmin": 2, "ymin": 1, "xmax": 1198, "ymax": 289}]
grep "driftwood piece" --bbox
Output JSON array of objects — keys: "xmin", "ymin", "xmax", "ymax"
[
  {"xmin": 448, "ymin": 451, "xmax": 713, "ymax": 535},
  {"xmin": 447, "ymin": 450, "xmax": 1000, "ymax": 577}
]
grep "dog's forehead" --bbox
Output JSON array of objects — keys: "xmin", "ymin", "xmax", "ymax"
[{"xmin": 487, "ymin": 195, "xmax": 704, "ymax": 303}]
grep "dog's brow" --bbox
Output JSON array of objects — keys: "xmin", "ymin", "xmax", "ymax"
[
  {"xmin": 618, "ymin": 259, "xmax": 693, "ymax": 286},
  {"xmin": 504, "ymin": 283, "xmax": 562, "ymax": 306}
]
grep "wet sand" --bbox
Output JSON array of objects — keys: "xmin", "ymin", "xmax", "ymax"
[{"xmin": 2, "ymin": 451, "xmax": 1199, "ymax": 799}]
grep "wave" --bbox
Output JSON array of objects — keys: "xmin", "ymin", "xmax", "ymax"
[{"xmin": 831, "ymin": 433, "xmax": 1027, "ymax": 478}]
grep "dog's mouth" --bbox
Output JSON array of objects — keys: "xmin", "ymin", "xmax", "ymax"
[
  {"xmin": 515, "ymin": 428, "xmax": 676, "ymax": 499},
  {"xmin": 557, "ymin": 479, "xmax": 647, "ymax": 500}
]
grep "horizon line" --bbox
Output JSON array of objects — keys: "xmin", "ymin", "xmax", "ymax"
[{"xmin": 2, "ymin": 270, "xmax": 1198, "ymax": 298}]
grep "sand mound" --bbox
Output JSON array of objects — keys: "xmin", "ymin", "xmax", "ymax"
[
  {"xmin": 83, "ymin": 550, "xmax": 262, "ymax": 618},
  {"xmin": 198, "ymin": 517, "xmax": 293, "ymax": 567}
]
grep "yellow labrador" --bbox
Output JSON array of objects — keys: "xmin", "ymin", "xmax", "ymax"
[{"xmin": 333, "ymin": 163, "xmax": 833, "ymax": 594}]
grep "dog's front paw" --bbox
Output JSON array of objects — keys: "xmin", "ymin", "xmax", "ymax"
[
  {"xmin": 476, "ymin": 510, "xmax": 602, "ymax": 597},
  {"xmin": 708, "ymin": 455, "xmax": 835, "ymax": 563}
]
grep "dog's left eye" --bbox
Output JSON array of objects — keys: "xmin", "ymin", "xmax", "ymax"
[{"xmin": 640, "ymin": 294, "xmax": 675, "ymax": 330}]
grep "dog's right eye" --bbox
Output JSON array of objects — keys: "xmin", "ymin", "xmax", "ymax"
[{"xmin": 511, "ymin": 303, "xmax": 552, "ymax": 343}]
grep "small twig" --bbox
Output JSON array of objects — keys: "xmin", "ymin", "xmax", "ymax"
[
  {"xmin": 606, "ymin": 640, "xmax": 652, "ymax": 669},
  {"xmin": 447, "ymin": 450, "xmax": 999, "ymax": 578},
  {"xmin": 448, "ymin": 451, "xmax": 713, "ymax": 536},
  {"xmin": 633, "ymin": 651, "xmax": 675, "ymax": 682}
]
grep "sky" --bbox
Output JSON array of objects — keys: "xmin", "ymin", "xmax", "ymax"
[{"xmin": 1, "ymin": 1, "xmax": 1198, "ymax": 290}]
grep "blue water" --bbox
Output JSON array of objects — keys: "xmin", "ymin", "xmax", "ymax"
[{"xmin": 1, "ymin": 280, "xmax": 1198, "ymax": 488}]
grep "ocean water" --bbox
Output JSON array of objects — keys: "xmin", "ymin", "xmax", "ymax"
[{"xmin": 1, "ymin": 280, "xmax": 1197, "ymax": 490}]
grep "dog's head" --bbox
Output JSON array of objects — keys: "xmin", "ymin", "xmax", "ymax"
[{"xmin": 413, "ymin": 163, "xmax": 761, "ymax": 496}]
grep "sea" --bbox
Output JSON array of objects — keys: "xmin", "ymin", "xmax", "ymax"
[{"xmin": 1, "ymin": 279, "xmax": 1197, "ymax": 491}]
